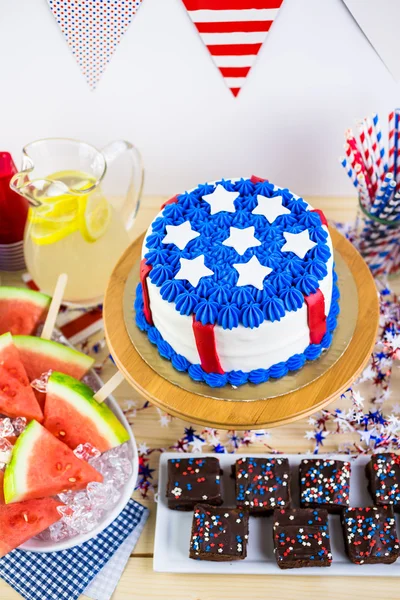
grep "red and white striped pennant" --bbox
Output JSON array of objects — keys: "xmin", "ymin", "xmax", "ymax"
[{"xmin": 181, "ymin": 0, "xmax": 285, "ymax": 96}]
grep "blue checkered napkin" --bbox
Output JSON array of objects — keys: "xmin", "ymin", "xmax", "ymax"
[{"xmin": 0, "ymin": 499, "xmax": 148, "ymax": 600}]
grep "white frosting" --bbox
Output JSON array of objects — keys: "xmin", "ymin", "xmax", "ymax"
[
  {"xmin": 252, "ymin": 194, "xmax": 290, "ymax": 223},
  {"xmin": 222, "ymin": 226, "xmax": 261, "ymax": 256},
  {"xmin": 281, "ymin": 230, "xmax": 317, "ymax": 260},
  {"xmin": 232, "ymin": 255, "xmax": 273, "ymax": 290},
  {"xmin": 142, "ymin": 219, "xmax": 334, "ymax": 373},
  {"xmin": 162, "ymin": 221, "xmax": 200, "ymax": 250}
]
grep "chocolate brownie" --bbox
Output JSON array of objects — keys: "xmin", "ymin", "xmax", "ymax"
[
  {"xmin": 341, "ymin": 506, "xmax": 400, "ymax": 565},
  {"xmin": 299, "ymin": 458, "xmax": 351, "ymax": 513},
  {"xmin": 273, "ymin": 508, "xmax": 332, "ymax": 569},
  {"xmin": 366, "ymin": 453, "xmax": 400, "ymax": 510},
  {"xmin": 233, "ymin": 457, "xmax": 291, "ymax": 514},
  {"xmin": 189, "ymin": 504, "xmax": 249, "ymax": 561},
  {"xmin": 166, "ymin": 457, "xmax": 222, "ymax": 510}
]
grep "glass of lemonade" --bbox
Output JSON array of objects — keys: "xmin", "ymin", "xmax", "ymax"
[{"xmin": 10, "ymin": 138, "xmax": 143, "ymax": 306}]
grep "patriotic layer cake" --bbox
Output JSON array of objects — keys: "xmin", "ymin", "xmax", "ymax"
[{"xmin": 135, "ymin": 177, "xmax": 339, "ymax": 388}]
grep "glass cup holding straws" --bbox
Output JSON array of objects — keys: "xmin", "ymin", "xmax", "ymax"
[
  {"xmin": 356, "ymin": 194, "xmax": 400, "ymax": 278},
  {"xmin": 340, "ymin": 109, "xmax": 400, "ymax": 280}
]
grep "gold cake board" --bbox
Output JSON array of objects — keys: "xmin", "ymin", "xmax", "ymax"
[{"xmin": 104, "ymin": 228, "xmax": 379, "ymax": 429}]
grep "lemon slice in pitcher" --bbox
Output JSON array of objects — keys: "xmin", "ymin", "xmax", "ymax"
[
  {"xmin": 29, "ymin": 197, "xmax": 79, "ymax": 225},
  {"xmin": 30, "ymin": 218, "xmax": 79, "ymax": 246},
  {"xmin": 79, "ymin": 191, "xmax": 111, "ymax": 243}
]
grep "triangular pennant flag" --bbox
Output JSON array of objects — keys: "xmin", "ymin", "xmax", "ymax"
[
  {"xmin": 47, "ymin": 0, "xmax": 144, "ymax": 89},
  {"xmin": 342, "ymin": 0, "xmax": 400, "ymax": 82},
  {"xmin": 181, "ymin": 0, "xmax": 284, "ymax": 96}
]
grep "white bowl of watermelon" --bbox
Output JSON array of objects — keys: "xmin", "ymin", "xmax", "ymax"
[{"xmin": 0, "ymin": 286, "xmax": 138, "ymax": 555}]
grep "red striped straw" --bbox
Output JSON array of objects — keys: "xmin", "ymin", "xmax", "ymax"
[
  {"xmin": 388, "ymin": 110, "xmax": 395, "ymax": 174},
  {"xmin": 395, "ymin": 109, "xmax": 400, "ymax": 185},
  {"xmin": 356, "ymin": 122, "xmax": 377, "ymax": 196},
  {"xmin": 365, "ymin": 116, "xmax": 383, "ymax": 179},
  {"xmin": 346, "ymin": 135, "xmax": 373, "ymax": 200}
]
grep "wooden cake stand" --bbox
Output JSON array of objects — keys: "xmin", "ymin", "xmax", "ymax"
[{"xmin": 104, "ymin": 228, "xmax": 379, "ymax": 430}]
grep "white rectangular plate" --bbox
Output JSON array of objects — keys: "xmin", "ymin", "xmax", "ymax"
[{"xmin": 154, "ymin": 452, "xmax": 400, "ymax": 576}]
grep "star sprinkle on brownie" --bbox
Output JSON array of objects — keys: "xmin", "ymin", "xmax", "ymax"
[
  {"xmin": 189, "ymin": 504, "xmax": 249, "ymax": 561},
  {"xmin": 273, "ymin": 508, "xmax": 332, "ymax": 569},
  {"xmin": 366, "ymin": 453, "xmax": 400, "ymax": 510},
  {"xmin": 299, "ymin": 459, "xmax": 351, "ymax": 512},
  {"xmin": 233, "ymin": 457, "xmax": 291, "ymax": 514},
  {"xmin": 341, "ymin": 506, "xmax": 400, "ymax": 565},
  {"xmin": 166, "ymin": 457, "xmax": 222, "ymax": 510}
]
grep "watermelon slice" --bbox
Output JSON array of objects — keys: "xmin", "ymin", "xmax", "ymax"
[
  {"xmin": 4, "ymin": 420, "xmax": 103, "ymax": 504},
  {"xmin": 13, "ymin": 335, "xmax": 95, "ymax": 409},
  {"xmin": 44, "ymin": 372, "xmax": 130, "ymax": 453},
  {"xmin": 0, "ymin": 287, "xmax": 51, "ymax": 336},
  {"xmin": 0, "ymin": 498, "xmax": 63, "ymax": 557},
  {"xmin": 0, "ymin": 471, "xmax": 63, "ymax": 557},
  {"xmin": 0, "ymin": 470, "xmax": 5, "ymax": 504},
  {"xmin": 0, "ymin": 333, "xmax": 43, "ymax": 422},
  {"xmin": 14, "ymin": 335, "xmax": 94, "ymax": 382}
]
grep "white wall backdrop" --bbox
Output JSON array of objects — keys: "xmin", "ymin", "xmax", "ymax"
[{"xmin": 1, "ymin": 0, "xmax": 400, "ymax": 196}]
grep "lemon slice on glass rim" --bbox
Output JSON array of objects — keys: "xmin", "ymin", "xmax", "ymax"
[{"xmin": 78, "ymin": 191, "xmax": 112, "ymax": 243}]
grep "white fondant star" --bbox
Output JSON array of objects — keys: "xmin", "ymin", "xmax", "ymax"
[
  {"xmin": 233, "ymin": 256, "xmax": 273, "ymax": 290},
  {"xmin": 162, "ymin": 220, "xmax": 200, "ymax": 250},
  {"xmin": 202, "ymin": 184, "xmax": 239, "ymax": 215},
  {"xmin": 252, "ymin": 195, "xmax": 290, "ymax": 223},
  {"xmin": 222, "ymin": 226, "xmax": 261, "ymax": 256},
  {"xmin": 175, "ymin": 255, "xmax": 214, "ymax": 288},
  {"xmin": 281, "ymin": 230, "xmax": 317, "ymax": 259}
]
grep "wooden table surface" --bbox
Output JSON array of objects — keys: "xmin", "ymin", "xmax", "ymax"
[{"xmin": 2, "ymin": 194, "xmax": 395, "ymax": 600}]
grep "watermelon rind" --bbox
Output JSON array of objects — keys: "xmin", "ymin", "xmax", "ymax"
[
  {"xmin": 46, "ymin": 371, "xmax": 130, "ymax": 448},
  {"xmin": 0, "ymin": 287, "xmax": 51, "ymax": 308},
  {"xmin": 3, "ymin": 420, "xmax": 43, "ymax": 504},
  {"xmin": 14, "ymin": 335, "xmax": 94, "ymax": 372},
  {"xmin": 0, "ymin": 332, "xmax": 13, "ymax": 351}
]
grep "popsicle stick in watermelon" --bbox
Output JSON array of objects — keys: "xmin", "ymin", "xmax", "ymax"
[
  {"xmin": 0, "ymin": 332, "xmax": 43, "ymax": 422},
  {"xmin": 4, "ymin": 420, "xmax": 103, "ymax": 504},
  {"xmin": 44, "ymin": 372, "xmax": 130, "ymax": 452},
  {"xmin": 93, "ymin": 370, "xmax": 125, "ymax": 404},
  {"xmin": 41, "ymin": 273, "xmax": 68, "ymax": 341},
  {"xmin": 0, "ymin": 471, "xmax": 63, "ymax": 558},
  {"xmin": 0, "ymin": 287, "xmax": 51, "ymax": 336}
]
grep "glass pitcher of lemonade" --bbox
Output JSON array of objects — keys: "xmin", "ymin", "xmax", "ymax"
[{"xmin": 10, "ymin": 138, "xmax": 143, "ymax": 306}]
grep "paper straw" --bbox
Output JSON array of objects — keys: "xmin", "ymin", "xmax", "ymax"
[
  {"xmin": 375, "ymin": 179, "xmax": 397, "ymax": 218},
  {"xmin": 347, "ymin": 140, "xmax": 373, "ymax": 201},
  {"xmin": 365, "ymin": 116, "xmax": 383, "ymax": 179},
  {"xmin": 357, "ymin": 122, "xmax": 377, "ymax": 192},
  {"xmin": 357, "ymin": 172, "xmax": 370, "ymax": 207},
  {"xmin": 340, "ymin": 157, "xmax": 358, "ymax": 188},
  {"xmin": 372, "ymin": 113, "xmax": 387, "ymax": 175},
  {"xmin": 394, "ymin": 109, "xmax": 400, "ymax": 183},
  {"xmin": 370, "ymin": 173, "xmax": 394, "ymax": 214},
  {"xmin": 388, "ymin": 111, "xmax": 395, "ymax": 174}
]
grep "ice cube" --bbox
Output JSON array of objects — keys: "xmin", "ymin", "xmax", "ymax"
[
  {"xmin": 0, "ymin": 438, "xmax": 12, "ymax": 468},
  {"xmin": 73, "ymin": 442, "xmax": 101, "ymax": 462},
  {"xmin": 48, "ymin": 521, "xmax": 69, "ymax": 542},
  {"xmin": 0, "ymin": 418, "xmax": 14, "ymax": 438},
  {"xmin": 30, "ymin": 370, "xmax": 52, "ymax": 393},
  {"xmin": 87, "ymin": 481, "xmax": 121, "ymax": 510},
  {"xmin": 11, "ymin": 416, "xmax": 26, "ymax": 436},
  {"xmin": 35, "ymin": 441, "xmax": 132, "ymax": 543}
]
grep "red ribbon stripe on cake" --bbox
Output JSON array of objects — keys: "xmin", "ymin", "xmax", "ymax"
[
  {"xmin": 192, "ymin": 317, "xmax": 225, "ymax": 374},
  {"xmin": 140, "ymin": 259, "xmax": 153, "ymax": 325},
  {"xmin": 160, "ymin": 195, "xmax": 179, "ymax": 210},
  {"xmin": 304, "ymin": 289, "xmax": 326, "ymax": 345},
  {"xmin": 310, "ymin": 208, "xmax": 328, "ymax": 227}
]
